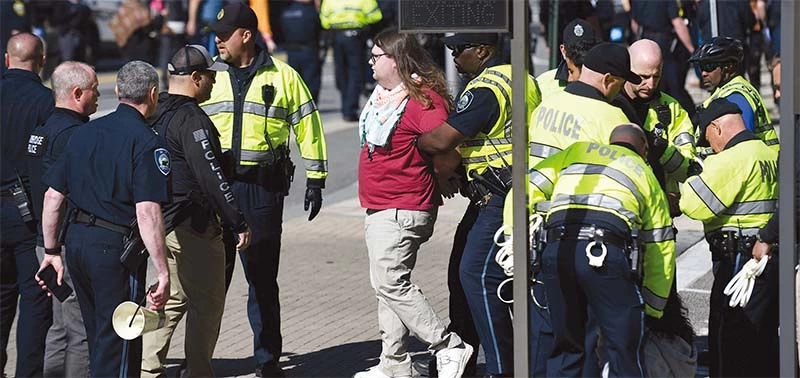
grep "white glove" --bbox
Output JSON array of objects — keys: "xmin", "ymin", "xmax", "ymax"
[{"xmin": 723, "ymin": 257, "xmax": 769, "ymax": 308}]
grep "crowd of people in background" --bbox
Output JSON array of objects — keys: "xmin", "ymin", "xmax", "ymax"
[{"xmin": 0, "ymin": 0, "xmax": 790, "ymax": 378}]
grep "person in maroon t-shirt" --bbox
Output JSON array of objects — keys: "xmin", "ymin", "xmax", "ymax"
[{"xmin": 354, "ymin": 29, "xmax": 473, "ymax": 378}]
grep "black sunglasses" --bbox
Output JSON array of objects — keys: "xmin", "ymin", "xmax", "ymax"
[
  {"xmin": 699, "ymin": 62, "xmax": 724, "ymax": 72},
  {"xmin": 447, "ymin": 44, "xmax": 478, "ymax": 56}
]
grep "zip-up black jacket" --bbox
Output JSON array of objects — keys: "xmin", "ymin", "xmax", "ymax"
[{"xmin": 149, "ymin": 93, "xmax": 247, "ymax": 233}]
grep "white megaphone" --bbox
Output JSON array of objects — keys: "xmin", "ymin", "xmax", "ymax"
[{"xmin": 112, "ymin": 301, "xmax": 166, "ymax": 340}]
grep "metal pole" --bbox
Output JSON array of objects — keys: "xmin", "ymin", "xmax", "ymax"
[
  {"xmin": 444, "ymin": 33, "xmax": 460, "ymax": 96},
  {"xmin": 709, "ymin": 0, "xmax": 718, "ymax": 37},
  {"xmin": 778, "ymin": 1, "xmax": 798, "ymax": 376},
  {"xmin": 548, "ymin": 0, "xmax": 560, "ymax": 69},
  {"xmin": 511, "ymin": 0, "xmax": 531, "ymax": 376}
]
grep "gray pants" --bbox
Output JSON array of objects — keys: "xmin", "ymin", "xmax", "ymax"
[
  {"xmin": 38, "ymin": 247, "xmax": 89, "ymax": 377},
  {"xmin": 365, "ymin": 208, "xmax": 462, "ymax": 376}
]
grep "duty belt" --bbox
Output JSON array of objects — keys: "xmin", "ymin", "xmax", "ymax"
[
  {"xmin": 465, "ymin": 166, "xmax": 511, "ymax": 206},
  {"xmin": 707, "ymin": 230, "xmax": 757, "ymax": 261},
  {"xmin": 71, "ymin": 209, "xmax": 131, "ymax": 235},
  {"xmin": 546, "ymin": 225, "xmax": 630, "ymax": 248}
]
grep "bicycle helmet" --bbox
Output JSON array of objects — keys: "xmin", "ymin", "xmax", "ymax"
[{"xmin": 688, "ymin": 37, "xmax": 743, "ymax": 64}]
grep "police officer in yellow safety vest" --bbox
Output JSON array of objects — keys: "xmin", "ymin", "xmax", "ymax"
[
  {"xmin": 319, "ymin": 0, "xmax": 382, "ymax": 122},
  {"xmin": 536, "ymin": 18, "xmax": 599, "ymax": 97},
  {"xmin": 201, "ymin": 3, "xmax": 328, "ymax": 376},
  {"xmin": 531, "ymin": 124, "xmax": 675, "ymax": 378},
  {"xmin": 511, "ymin": 42, "xmax": 637, "ymax": 377},
  {"xmin": 416, "ymin": 33, "xmax": 541, "ymax": 376},
  {"xmin": 528, "ymin": 43, "xmax": 636, "ymax": 172},
  {"xmin": 689, "ymin": 37, "xmax": 779, "ymax": 152},
  {"xmin": 679, "ymin": 99, "xmax": 778, "ymax": 378},
  {"xmin": 616, "ymin": 39, "xmax": 697, "ymax": 197}
]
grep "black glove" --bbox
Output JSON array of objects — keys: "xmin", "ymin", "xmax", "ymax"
[{"xmin": 304, "ymin": 187, "xmax": 322, "ymax": 221}]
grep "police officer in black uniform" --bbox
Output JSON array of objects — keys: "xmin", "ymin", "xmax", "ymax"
[
  {"xmin": 36, "ymin": 60, "xmax": 171, "ymax": 378},
  {"xmin": 280, "ymin": 0, "xmax": 322, "ymax": 102},
  {"xmin": 0, "ymin": 32, "xmax": 54, "ymax": 377},
  {"xmin": 26, "ymin": 61, "xmax": 98, "ymax": 377},
  {"xmin": 141, "ymin": 45, "xmax": 251, "ymax": 377}
]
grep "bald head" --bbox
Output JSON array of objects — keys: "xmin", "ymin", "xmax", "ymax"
[
  {"xmin": 610, "ymin": 123, "xmax": 648, "ymax": 158},
  {"xmin": 706, "ymin": 113, "xmax": 746, "ymax": 152},
  {"xmin": 4, "ymin": 33, "xmax": 45, "ymax": 73},
  {"xmin": 625, "ymin": 39, "xmax": 662, "ymax": 100}
]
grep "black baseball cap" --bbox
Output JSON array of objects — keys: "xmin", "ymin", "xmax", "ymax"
[
  {"xmin": 441, "ymin": 33, "xmax": 500, "ymax": 47},
  {"xmin": 168, "ymin": 45, "xmax": 228, "ymax": 75},
  {"xmin": 695, "ymin": 98, "xmax": 742, "ymax": 136},
  {"xmin": 563, "ymin": 18, "xmax": 596, "ymax": 46},
  {"xmin": 582, "ymin": 43, "xmax": 641, "ymax": 84},
  {"xmin": 209, "ymin": 2, "xmax": 258, "ymax": 35}
]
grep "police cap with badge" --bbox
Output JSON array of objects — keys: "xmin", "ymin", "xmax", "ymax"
[{"xmin": 209, "ymin": 1, "xmax": 258, "ymax": 35}]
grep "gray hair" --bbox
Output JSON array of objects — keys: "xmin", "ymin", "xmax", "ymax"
[
  {"xmin": 51, "ymin": 61, "xmax": 96, "ymax": 102},
  {"xmin": 116, "ymin": 60, "xmax": 158, "ymax": 104}
]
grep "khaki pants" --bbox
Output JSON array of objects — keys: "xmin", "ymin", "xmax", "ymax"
[
  {"xmin": 365, "ymin": 208, "xmax": 462, "ymax": 377},
  {"xmin": 141, "ymin": 221, "xmax": 226, "ymax": 377}
]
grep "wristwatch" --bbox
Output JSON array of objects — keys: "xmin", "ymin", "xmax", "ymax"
[{"xmin": 44, "ymin": 246, "xmax": 61, "ymax": 256}]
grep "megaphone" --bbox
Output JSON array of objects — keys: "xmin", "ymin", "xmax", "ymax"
[{"xmin": 112, "ymin": 301, "xmax": 166, "ymax": 340}]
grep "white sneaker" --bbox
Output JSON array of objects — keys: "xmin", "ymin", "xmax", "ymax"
[
  {"xmin": 436, "ymin": 343, "xmax": 474, "ymax": 378},
  {"xmin": 353, "ymin": 365, "xmax": 412, "ymax": 378}
]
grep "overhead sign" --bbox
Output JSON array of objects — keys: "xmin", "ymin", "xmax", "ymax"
[{"xmin": 398, "ymin": 0, "xmax": 509, "ymax": 33}]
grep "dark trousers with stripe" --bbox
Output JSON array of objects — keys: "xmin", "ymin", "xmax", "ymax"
[
  {"xmin": 65, "ymin": 223, "xmax": 146, "ymax": 377},
  {"xmin": 708, "ymin": 247, "xmax": 778, "ymax": 377},
  {"xmin": 0, "ymin": 198, "xmax": 52, "ymax": 376},
  {"xmin": 541, "ymin": 239, "xmax": 644, "ymax": 378},
  {"xmin": 459, "ymin": 194, "xmax": 513, "ymax": 375}
]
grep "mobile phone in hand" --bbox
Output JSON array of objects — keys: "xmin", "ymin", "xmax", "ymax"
[{"xmin": 38, "ymin": 265, "xmax": 72, "ymax": 302}]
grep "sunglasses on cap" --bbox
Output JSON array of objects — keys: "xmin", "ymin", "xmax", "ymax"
[{"xmin": 447, "ymin": 44, "xmax": 479, "ymax": 56}]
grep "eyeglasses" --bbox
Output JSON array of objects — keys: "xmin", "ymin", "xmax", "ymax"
[
  {"xmin": 369, "ymin": 53, "xmax": 390, "ymax": 65},
  {"xmin": 447, "ymin": 44, "xmax": 478, "ymax": 56},
  {"xmin": 699, "ymin": 62, "xmax": 723, "ymax": 72}
]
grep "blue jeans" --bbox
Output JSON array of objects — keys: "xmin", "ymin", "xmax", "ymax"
[
  {"xmin": 0, "ymin": 197, "xmax": 51, "ymax": 377},
  {"xmin": 229, "ymin": 181, "xmax": 285, "ymax": 366},
  {"xmin": 65, "ymin": 222, "xmax": 146, "ymax": 377},
  {"xmin": 541, "ymin": 239, "xmax": 644, "ymax": 378}
]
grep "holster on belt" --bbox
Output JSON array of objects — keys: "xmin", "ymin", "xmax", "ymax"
[
  {"xmin": 707, "ymin": 231, "xmax": 756, "ymax": 263},
  {"xmin": 466, "ymin": 166, "xmax": 512, "ymax": 206},
  {"xmin": 234, "ymin": 146, "xmax": 294, "ymax": 196},
  {"xmin": 120, "ymin": 219, "xmax": 148, "ymax": 272}
]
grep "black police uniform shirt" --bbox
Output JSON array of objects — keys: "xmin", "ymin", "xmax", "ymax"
[
  {"xmin": 148, "ymin": 93, "xmax": 246, "ymax": 232},
  {"xmin": 0, "ymin": 68, "xmax": 55, "ymax": 191},
  {"xmin": 281, "ymin": 1, "xmax": 321, "ymax": 47},
  {"xmin": 26, "ymin": 107, "xmax": 89, "ymax": 243},
  {"xmin": 446, "ymin": 56, "xmax": 504, "ymax": 138},
  {"xmin": 630, "ymin": 0, "xmax": 680, "ymax": 34},
  {"xmin": 43, "ymin": 104, "xmax": 171, "ymax": 227}
]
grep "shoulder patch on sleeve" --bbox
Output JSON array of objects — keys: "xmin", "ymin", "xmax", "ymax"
[
  {"xmin": 456, "ymin": 90, "xmax": 474, "ymax": 113},
  {"xmin": 154, "ymin": 148, "xmax": 171, "ymax": 176}
]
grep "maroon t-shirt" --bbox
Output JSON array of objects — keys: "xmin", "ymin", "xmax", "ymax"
[{"xmin": 358, "ymin": 89, "xmax": 449, "ymax": 211}]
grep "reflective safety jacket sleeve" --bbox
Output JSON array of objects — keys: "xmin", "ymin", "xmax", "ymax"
[
  {"xmin": 679, "ymin": 138, "xmax": 778, "ymax": 235},
  {"xmin": 459, "ymin": 64, "xmax": 541, "ymax": 179},
  {"xmin": 202, "ymin": 56, "xmax": 328, "ymax": 181},
  {"xmin": 643, "ymin": 92, "xmax": 696, "ymax": 191},
  {"xmin": 319, "ymin": 0, "xmax": 382, "ymax": 29},
  {"xmin": 527, "ymin": 89, "xmax": 631, "ymax": 169},
  {"xmin": 528, "ymin": 142, "xmax": 676, "ymax": 318},
  {"xmin": 701, "ymin": 75, "xmax": 779, "ymax": 151},
  {"xmin": 534, "ymin": 68, "xmax": 565, "ymax": 98}
]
